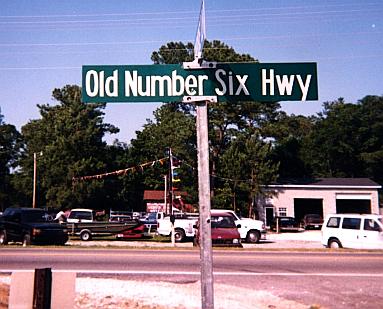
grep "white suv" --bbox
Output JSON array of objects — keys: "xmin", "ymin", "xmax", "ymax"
[{"xmin": 321, "ymin": 214, "xmax": 383, "ymax": 249}]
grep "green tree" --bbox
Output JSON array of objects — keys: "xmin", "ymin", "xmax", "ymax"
[
  {"xmin": 266, "ymin": 113, "xmax": 315, "ymax": 178},
  {"xmin": 145, "ymin": 40, "xmax": 282, "ymax": 212},
  {"xmin": 14, "ymin": 85, "xmax": 119, "ymax": 210},
  {"xmin": 302, "ymin": 95, "xmax": 383, "ymax": 185},
  {"xmin": 129, "ymin": 103, "xmax": 197, "ymax": 206},
  {"xmin": 217, "ymin": 133, "xmax": 279, "ymax": 215},
  {"xmin": 0, "ymin": 110, "xmax": 23, "ymax": 210},
  {"xmin": 303, "ymin": 98, "xmax": 363, "ymax": 177}
]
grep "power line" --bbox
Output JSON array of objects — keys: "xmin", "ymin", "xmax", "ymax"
[
  {"xmin": 0, "ymin": 30, "xmax": 380, "ymax": 48},
  {"xmin": 0, "ymin": 2, "xmax": 380, "ymax": 19},
  {"xmin": 0, "ymin": 8, "xmax": 380, "ymax": 26},
  {"xmin": 2, "ymin": 53, "xmax": 382, "ymax": 71}
]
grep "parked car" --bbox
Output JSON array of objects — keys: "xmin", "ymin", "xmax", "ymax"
[
  {"xmin": 211, "ymin": 209, "xmax": 267, "ymax": 243},
  {"xmin": 0, "ymin": 207, "xmax": 68, "ymax": 246},
  {"xmin": 321, "ymin": 214, "xmax": 383, "ymax": 249},
  {"xmin": 194, "ymin": 212, "xmax": 242, "ymax": 247},
  {"xmin": 270, "ymin": 216, "xmax": 301, "ymax": 232},
  {"xmin": 300, "ymin": 214, "xmax": 323, "ymax": 230}
]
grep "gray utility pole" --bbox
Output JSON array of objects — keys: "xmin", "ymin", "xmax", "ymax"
[
  {"xmin": 196, "ymin": 100, "xmax": 214, "ymax": 309},
  {"xmin": 183, "ymin": 55, "xmax": 217, "ymax": 309},
  {"xmin": 32, "ymin": 152, "xmax": 42, "ymax": 208}
]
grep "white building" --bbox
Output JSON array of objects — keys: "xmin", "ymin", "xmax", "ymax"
[{"xmin": 259, "ymin": 178, "xmax": 381, "ymax": 227}]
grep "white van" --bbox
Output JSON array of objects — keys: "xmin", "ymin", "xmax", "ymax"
[{"xmin": 321, "ymin": 214, "xmax": 383, "ymax": 249}]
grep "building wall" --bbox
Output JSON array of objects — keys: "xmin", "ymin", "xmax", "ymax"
[{"xmin": 260, "ymin": 187, "xmax": 380, "ymax": 221}]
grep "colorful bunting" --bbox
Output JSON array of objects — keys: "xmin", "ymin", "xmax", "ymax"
[{"xmin": 72, "ymin": 157, "xmax": 167, "ymax": 183}]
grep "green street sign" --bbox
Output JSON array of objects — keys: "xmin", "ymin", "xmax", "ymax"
[{"xmin": 82, "ymin": 62, "xmax": 318, "ymax": 103}]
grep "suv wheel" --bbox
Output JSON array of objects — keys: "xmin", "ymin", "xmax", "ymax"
[
  {"xmin": 0, "ymin": 231, "xmax": 8, "ymax": 245},
  {"xmin": 328, "ymin": 238, "xmax": 342, "ymax": 249},
  {"xmin": 174, "ymin": 229, "xmax": 185, "ymax": 242},
  {"xmin": 246, "ymin": 230, "xmax": 260, "ymax": 243},
  {"xmin": 23, "ymin": 234, "xmax": 31, "ymax": 247}
]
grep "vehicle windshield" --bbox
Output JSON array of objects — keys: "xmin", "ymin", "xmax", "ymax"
[
  {"xmin": 21, "ymin": 210, "xmax": 49, "ymax": 223},
  {"xmin": 147, "ymin": 213, "xmax": 157, "ymax": 220}
]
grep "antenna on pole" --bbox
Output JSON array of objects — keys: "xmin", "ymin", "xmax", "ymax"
[
  {"xmin": 194, "ymin": 0, "xmax": 206, "ymax": 62},
  {"xmin": 183, "ymin": 0, "xmax": 216, "ymax": 70}
]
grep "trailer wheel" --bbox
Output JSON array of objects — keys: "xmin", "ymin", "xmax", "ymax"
[{"xmin": 80, "ymin": 230, "xmax": 92, "ymax": 241}]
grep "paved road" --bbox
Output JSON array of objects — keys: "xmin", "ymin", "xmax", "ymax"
[{"xmin": 1, "ymin": 248, "xmax": 382, "ymax": 308}]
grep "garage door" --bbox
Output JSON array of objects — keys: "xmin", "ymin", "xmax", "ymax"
[
  {"xmin": 336, "ymin": 194, "xmax": 371, "ymax": 213},
  {"xmin": 294, "ymin": 198, "xmax": 323, "ymax": 221}
]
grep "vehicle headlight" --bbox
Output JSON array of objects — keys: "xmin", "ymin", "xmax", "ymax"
[
  {"xmin": 62, "ymin": 229, "xmax": 68, "ymax": 233},
  {"xmin": 233, "ymin": 239, "xmax": 239, "ymax": 244},
  {"xmin": 32, "ymin": 228, "xmax": 42, "ymax": 236}
]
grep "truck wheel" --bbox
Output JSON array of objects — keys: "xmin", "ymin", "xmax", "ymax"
[
  {"xmin": 174, "ymin": 229, "xmax": 185, "ymax": 242},
  {"xmin": 80, "ymin": 230, "xmax": 92, "ymax": 241},
  {"xmin": 22, "ymin": 234, "xmax": 31, "ymax": 247},
  {"xmin": 246, "ymin": 230, "xmax": 261, "ymax": 243},
  {"xmin": 328, "ymin": 238, "xmax": 342, "ymax": 249},
  {"xmin": 0, "ymin": 230, "xmax": 8, "ymax": 245}
]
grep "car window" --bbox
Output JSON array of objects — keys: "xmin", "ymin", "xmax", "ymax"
[
  {"xmin": 342, "ymin": 218, "xmax": 361, "ymax": 230},
  {"xmin": 363, "ymin": 219, "xmax": 381, "ymax": 232},
  {"xmin": 69, "ymin": 211, "xmax": 92, "ymax": 221},
  {"xmin": 211, "ymin": 216, "xmax": 235, "ymax": 228},
  {"xmin": 326, "ymin": 217, "xmax": 340, "ymax": 228}
]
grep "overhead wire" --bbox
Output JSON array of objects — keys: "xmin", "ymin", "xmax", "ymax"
[
  {"xmin": 0, "ymin": 2, "xmax": 381, "ymax": 70},
  {"xmin": 0, "ymin": 2, "xmax": 380, "ymax": 19}
]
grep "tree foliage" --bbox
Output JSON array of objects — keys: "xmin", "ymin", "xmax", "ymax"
[
  {"xmin": 302, "ymin": 96, "xmax": 383, "ymax": 184},
  {"xmin": 14, "ymin": 85, "xmax": 119, "ymax": 210},
  {"xmin": 0, "ymin": 111, "xmax": 23, "ymax": 210},
  {"xmin": 147, "ymin": 40, "xmax": 281, "ymax": 213}
]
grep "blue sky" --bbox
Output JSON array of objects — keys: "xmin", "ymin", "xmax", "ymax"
[{"xmin": 0, "ymin": 0, "xmax": 382, "ymax": 143}]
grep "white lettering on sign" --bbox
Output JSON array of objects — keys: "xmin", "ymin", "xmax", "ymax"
[
  {"xmin": 214, "ymin": 69, "xmax": 249, "ymax": 96},
  {"xmin": 125, "ymin": 70, "xmax": 208, "ymax": 97},
  {"xmin": 85, "ymin": 70, "xmax": 118, "ymax": 98},
  {"xmin": 261, "ymin": 69, "xmax": 312, "ymax": 101}
]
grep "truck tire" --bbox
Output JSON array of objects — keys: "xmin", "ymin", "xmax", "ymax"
[
  {"xmin": 0, "ymin": 230, "xmax": 8, "ymax": 245},
  {"xmin": 23, "ymin": 234, "xmax": 31, "ymax": 247},
  {"xmin": 174, "ymin": 229, "xmax": 185, "ymax": 242},
  {"xmin": 80, "ymin": 230, "xmax": 92, "ymax": 241},
  {"xmin": 246, "ymin": 230, "xmax": 261, "ymax": 243}
]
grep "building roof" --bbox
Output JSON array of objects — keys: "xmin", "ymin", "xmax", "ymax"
[
  {"xmin": 268, "ymin": 178, "xmax": 381, "ymax": 189},
  {"xmin": 143, "ymin": 190, "xmax": 188, "ymax": 201}
]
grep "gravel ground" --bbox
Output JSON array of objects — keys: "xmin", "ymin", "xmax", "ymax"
[
  {"xmin": 0, "ymin": 231, "xmax": 324, "ymax": 308},
  {"xmin": 0, "ymin": 276, "xmax": 314, "ymax": 309}
]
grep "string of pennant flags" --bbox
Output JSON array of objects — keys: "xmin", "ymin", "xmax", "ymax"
[
  {"xmin": 72, "ymin": 153, "xmax": 252, "ymax": 184},
  {"xmin": 72, "ymin": 157, "xmax": 168, "ymax": 183}
]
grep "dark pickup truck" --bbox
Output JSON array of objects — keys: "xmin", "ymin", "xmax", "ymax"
[{"xmin": 0, "ymin": 207, "xmax": 68, "ymax": 246}]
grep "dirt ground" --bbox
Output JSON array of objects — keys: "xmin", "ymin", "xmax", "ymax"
[
  {"xmin": 0, "ymin": 283, "xmax": 8, "ymax": 309},
  {"xmin": 0, "ymin": 277, "xmax": 319, "ymax": 309}
]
